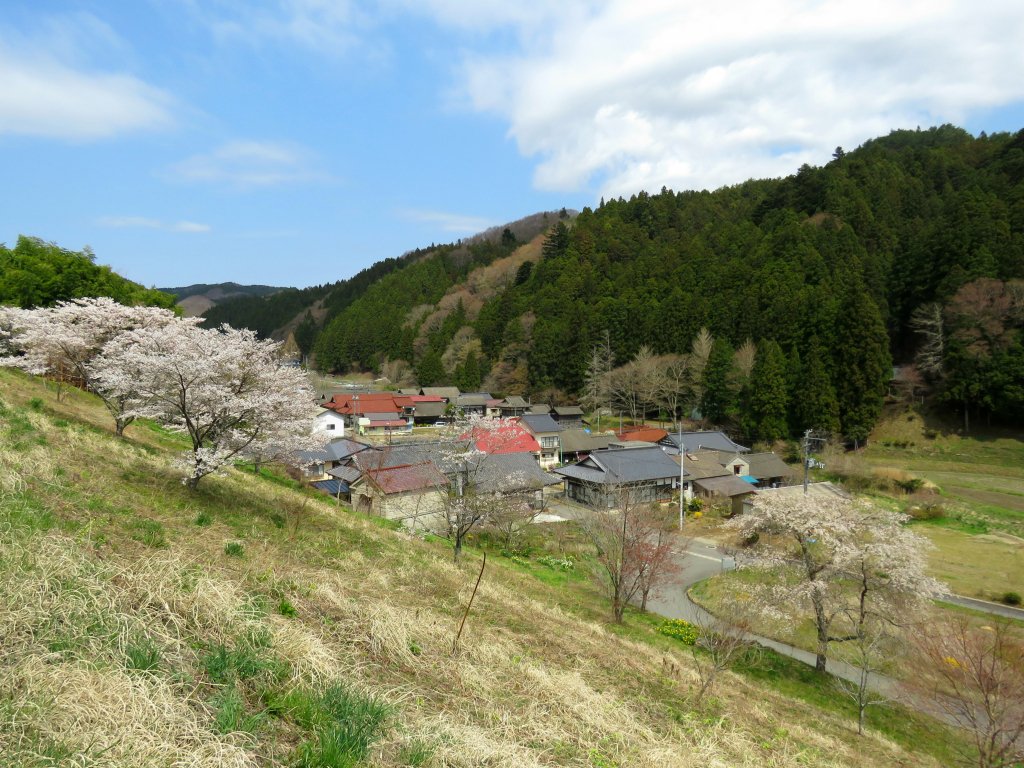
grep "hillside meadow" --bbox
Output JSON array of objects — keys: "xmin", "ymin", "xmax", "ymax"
[{"xmin": 0, "ymin": 367, "xmax": 967, "ymax": 767}]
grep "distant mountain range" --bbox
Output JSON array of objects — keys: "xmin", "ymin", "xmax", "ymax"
[{"xmin": 158, "ymin": 282, "xmax": 286, "ymax": 317}]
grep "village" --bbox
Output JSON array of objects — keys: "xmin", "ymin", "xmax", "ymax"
[{"xmin": 302, "ymin": 385, "xmax": 800, "ymax": 531}]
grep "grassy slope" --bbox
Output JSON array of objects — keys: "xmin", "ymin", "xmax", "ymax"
[
  {"xmin": 0, "ymin": 369, "xmax": 955, "ymax": 768},
  {"xmin": 847, "ymin": 403, "xmax": 1024, "ymax": 598}
]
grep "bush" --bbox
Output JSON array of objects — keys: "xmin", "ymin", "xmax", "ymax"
[
  {"xmin": 537, "ymin": 555, "xmax": 574, "ymax": 572},
  {"xmin": 687, "ymin": 497, "xmax": 704, "ymax": 513},
  {"xmin": 1001, "ymin": 592, "xmax": 1022, "ymax": 606},
  {"xmin": 906, "ymin": 502, "xmax": 945, "ymax": 521},
  {"xmin": 895, "ymin": 477, "xmax": 925, "ymax": 494},
  {"xmin": 658, "ymin": 619, "xmax": 699, "ymax": 645}
]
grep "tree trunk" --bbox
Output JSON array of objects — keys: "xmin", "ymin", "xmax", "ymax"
[
  {"xmin": 812, "ymin": 594, "xmax": 829, "ymax": 673},
  {"xmin": 453, "ymin": 536, "xmax": 463, "ymax": 563},
  {"xmin": 640, "ymin": 586, "xmax": 650, "ymax": 612},
  {"xmin": 186, "ymin": 475, "xmax": 201, "ymax": 492}
]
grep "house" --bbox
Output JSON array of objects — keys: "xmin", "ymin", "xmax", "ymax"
[
  {"xmin": 659, "ymin": 431, "xmax": 750, "ymax": 455},
  {"xmin": 527, "ymin": 403, "xmax": 551, "ymax": 415},
  {"xmin": 554, "ymin": 444, "xmax": 681, "ymax": 508},
  {"xmin": 744, "ymin": 452, "xmax": 796, "ymax": 488},
  {"xmin": 297, "ymin": 437, "xmax": 371, "ymax": 481},
  {"xmin": 357, "ymin": 413, "xmax": 413, "ymax": 436},
  {"xmin": 691, "ymin": 474, "xmax": 758, "ymax": 516},
  {"xmin": 464, "ymin": 420, "xmax": 540, "ymax": 456},
  {"xmin": 313, "ymin": 407, "xmax": 348, "ymax": 436},
  {"xmin": 518, "ymin": 413, "xmax": 563, "ymax": 468},
  {"xmin": 550, "ymin": 405, "xmax": 585, "ymax": 429},
  {"xmin": 618, "ymin": 427, "xmax": 669, "ymax": 443},
  {"xmin": 559, "ymin": 429, "xmax": 614, "ymax": 462},
  {"xmin": 420, "ymin": 386, "xmax": 460, "ymax": 402},
  {"xmin": 486, "ymin": 395, "xmax": 530, "ymax": 419},
  {"xmin": 456, "ymin": 392, "xmax": 492, "ymax": 416},
  {"xmin": 350, "ymin": 461, "xmax": 449, "ymax": 530},
  {"xmin": 408, "ymin": 395, "xmax": 447, "ymax": 424}
]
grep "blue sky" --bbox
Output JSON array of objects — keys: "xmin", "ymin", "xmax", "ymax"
[{"xmin": 2, "ymin": 1, "xmax": 1023, "ymax": 289}]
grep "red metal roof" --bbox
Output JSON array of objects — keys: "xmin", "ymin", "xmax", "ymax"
[
  {"xmin": 618, "ymin": 428, "xmax": 669, "ymax": 443},
  {"xmin": 464, "ymin": 421, "xmax": 540, "ymax": 455},
  {"xmin": 364, "ymin": 462, "xmax": 449, "ymax": 494}
]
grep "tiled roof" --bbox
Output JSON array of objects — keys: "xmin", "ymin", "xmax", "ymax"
[
  {"xmin": 502, "ymin": 395, "xmax": 530, "ymax": 408},
  {"xmin": 528, "ymin": 403, "xmax": 551, "ymax": 414},
  {"xmin": 457, "ymin": 393, "xmax": 492, "ymax": 407},
  {"xmin": 745, "ymin": 452, "xmax": 795, "ymax": 480},
  {"xmin": 560, "ymin": 429, "xmax": 614, "ymax": 454},
  {"xmin": 323, "ymin": 438, "xmax": 370, "ymax": 462},
  {"xmin": 552, "ymin": 405, "xmax": 584, "ymax": 416},
  {"xmin": 327, "ymin": 465, "xmax": 362, "ymax": 483},
  {"xmin": 421, "ymin": 387, "xmax": 461, "ymax": 400},
  {"xmin": 312, "ymin": 479, "xmax": 348, "ymax": 496},
  {"xmin": 471, "ymin": 452, "xmax": 560, "ymax": 493},
  {"xmin": 660, "ymin": 431, "xmax": 750, "ymax": 454},
  {"xmin": 555, "ymin": 445, "xmax": 678, "ymax": 484}
]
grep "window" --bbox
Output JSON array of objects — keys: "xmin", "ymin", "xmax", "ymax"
[{"xmin": 326, "ymin": 423, "xmax": 335, "ymax": 430}]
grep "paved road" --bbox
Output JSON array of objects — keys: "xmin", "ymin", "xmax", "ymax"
[
  {"xmin": 646, "ymin": 536, "xmax": 905, "ymax": 698},
  {"xmin": 941, "ymin": 593, "xmax": 1024, "ymax": 621}
]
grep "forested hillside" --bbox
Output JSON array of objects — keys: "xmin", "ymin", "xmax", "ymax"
[
  {"xmin": 304, "ymin": 125, "xmax": 1023, "ymax": 439},
  {"xmin": 0, "ymin": 236, "xmax": 175, "ymax": 310}
]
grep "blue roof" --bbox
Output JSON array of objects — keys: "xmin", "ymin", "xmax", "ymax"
[
  {"xmin": 312, "ymin": 479, "xmax": 348, "ymax": 496},
  {"xmin": 740, "ymin": 475, "xmax": 758, "ymax": 484}
]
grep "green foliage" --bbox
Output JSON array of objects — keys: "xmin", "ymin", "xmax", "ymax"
[
  {"xmin": 210, "ymin": 684, "xmax": 265, "ymax": 735},
  {"xmin": 745, "ymin": 339, "xmax": 789, "ymax": 442},
  {"xmin": 273, "ymin": 683, "xmax": 392, "ymax": 768},
  {"xmin": 657, "ymin": 619, "xmax": 699, "ymax": 645},
  {"xmin": 130, "ymin": 519, "xmax": 168, "ymax": 549},
  {"xmin": 397, "ymin": 739, "xmax": 434, "ymax": 766},
  {"xmin": 194, "ymin": 511, "xmax": 213, "ymax": 526},
  {"xmin": 0, "ymin": 235, "xmax": 176, "ymax": 309},
  {"xmin": 1002, "ymin": 591, "xmax": 1022, "ymax": 606},
  {"xmin": 124, "ymin": 637, "xmax": 161, "ymax": 673},
  {"xmin": 278, "ymin": 598, "xmax": 298, "ymax": 618},
  {"xmin": 224, "ymin": 541, "xmax": 245, "ymax": 557}
]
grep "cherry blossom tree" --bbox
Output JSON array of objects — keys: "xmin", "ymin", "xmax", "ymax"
[
  {"xmin": 91, "ymin": 322, "xmax": 320, "ymax": 490},
  {"xmin": 726, "ymin": 493, "xmax": 943, "ymax": 672},
  {"xmin": 0, "ymin": 298, "xmax": 188, "ymax": 434}
]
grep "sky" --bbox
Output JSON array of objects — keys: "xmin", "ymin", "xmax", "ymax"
[{"xmin": 2, "ymin": 1, "xmax": 1024, "ymax": 290}]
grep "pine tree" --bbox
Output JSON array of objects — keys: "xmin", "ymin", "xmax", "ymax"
[
  {"xmin": 417, "ymin": 349, "xmax": 445, "ymax": 387},
  {"xmin": 746, "ymin": 339, "xmax": 789, "ymax": 443}
]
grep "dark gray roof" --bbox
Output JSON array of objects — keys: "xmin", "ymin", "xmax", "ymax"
[
  {"xmin": 327, "ymin": 465, "xmax": 362, "ymax": 483},
  {"xmin": 693, "ymin": 475, "xmax": 757, "ymax": 497},
  {"xmin": 471, "ymin": 453, "xmax": 560, "ymax": 493},
  {"xmin": 745, "ymin": 452, "xmax": 795, "ymax": 480},
  {"xmin": 457, "ymin": 393, "xmax": 492, "ymax": 407},
  {"xmin": 352, "ymin": 441, "xmax": 468, "ymax": 475},
  {"xmin": 412, "ymin": 401, "xmax": 446, "ymax": 419},
  {"xmin": 519, "ymin": 413, "xmax": 562, "ymax": 434},
  {"xmin": 555, "ymin": 445, "xmax": 679, "ymax": 485},
  {"xmin": 323, "ymin": 438, "xmax": 370, "ymax": 462},
  {"xmin": 559, "ymin": 429, "xmax": 614, "ymax": 454},
  {"xmin": 552, "ymin": 405, "xmax": 584, "ymax": 417},
  {"xmin": 362, "ymin": 411, "xmax": 406, "ymax": 421},
  {"xmin": 421, "ymin": 387, "xmax": 460, "ymax": 401},
  {"xmin": 660, "ymin": 431, "xmax": 749, "ymax": 454}
]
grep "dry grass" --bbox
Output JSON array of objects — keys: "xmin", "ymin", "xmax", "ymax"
[{"xmin": 0, "ymin": 368, "xmax": 954, "ymax": 767}]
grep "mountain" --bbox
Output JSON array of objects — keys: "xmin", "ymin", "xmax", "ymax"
[{"xmin": 159, "ymin": 282, "xmax": 286, "ymax": 317}]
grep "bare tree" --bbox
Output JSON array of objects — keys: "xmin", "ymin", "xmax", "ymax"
[
  {"xmin": 913, "ymin": 617, "xmax": 1024, "ymax": 768},
  {"xmin": 690, "ymin": 604, "xmax": 756, "ymax": 705},
  {"xmin": 582, "ymin": 330, "xmax": 615, "ymax": 430},
  {"xmin": 687, "ymin": 327, "xmax": 714, "ymax": 417},
  {"xmin": 834, "ymin": 618, "xmax": 890, "ymax": 735},
  {"xmin": 732, "ymin": 338, "xmax": 757, "ymax": 385},
  {"xmin": 657, "ymin": 354, "xmax": 689, "ymax": 430},
  {"xmin": 910, "ymin": 302, "xmax": 945, "ymax": 376},
  {"xmin": 578, "ymin": 491, "xmax": 679, "ymax": 623}
]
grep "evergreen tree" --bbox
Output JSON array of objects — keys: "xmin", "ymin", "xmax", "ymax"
[
  {"xmin": 745, "ymin": 339, "xmax": 790, "ymax": 443},
  {"xmin": 416, "ymin": 349, "xmax": 445, "ymax": 387},
  {"xmin": 796, "ymin": 336, "xmax": 841, "ymax": 434},
  {"xmin": 456, "ymin": 351, "xmax": 482, "ymax": 391},
  {"xmin": 701, "ymin": 338, "xmax": 735, "ymax": 424},
  {"xmin": 833, "ymin": 279, "xmax": 891, "ymax": 445}
]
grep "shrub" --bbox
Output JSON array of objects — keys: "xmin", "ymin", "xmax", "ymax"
[
  {"xmin": 895, "ymin": 477, "xmax": 925, "ymax": 494},
  {"xmin": 687, "ymin": 497, "xmax": 704, "ymax": 513},
  {"xmin": 906, "ymin": 502, "xmax": 945, "ymax": 521},
  {"xmin": 658, "ymin": 619, "xmax": 699, "ymax": 645},
  {"xmin": 224, "ymin": 541, "xmax": 245, "ymax": 557},
  {"xmin": 1002, "ymin": 592, "xmax": 1022, "ymax": 607}
]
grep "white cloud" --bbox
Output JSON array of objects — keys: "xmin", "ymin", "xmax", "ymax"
[
  {"xmin": 97, "ymin": 216, "xmax": 210, "ymax": 233},
  {"xmin": 400, "ymin": 208, "xmax": 493, "ymax": 234},
  {"xmin": 169, "ymin": 140, "xmax": 333, "ymax": 187},
  {"xmin": 431, "ymin": 0, "xmax": 1024, "ymax": 197},
  {"xmin": 0, "ymin": 50, "xmax": 173, "ymax": 141}
]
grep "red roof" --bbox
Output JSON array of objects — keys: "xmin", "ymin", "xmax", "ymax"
[
  {"xmin": 619, "ymin": 428, "xmax": 669, "ymax": 443},
  {"xmin": 327, "ymin": 393, "xmax": 403, "ymax": 416},
  {"xmin": 464, "ymin": 421, "xmax": 540, "ymax": 455},
  {"xmin": 364, "ymin": 462, "xmax": 448, "ymax": 494}
]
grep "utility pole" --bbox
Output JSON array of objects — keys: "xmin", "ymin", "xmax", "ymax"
[
  {"xmin": 678, "ymin": 418, "xmax": 686, "ymax": 529},
  {"xmin": 802, "ymin": 429, "xmax": 811, "ymax": 494}
]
